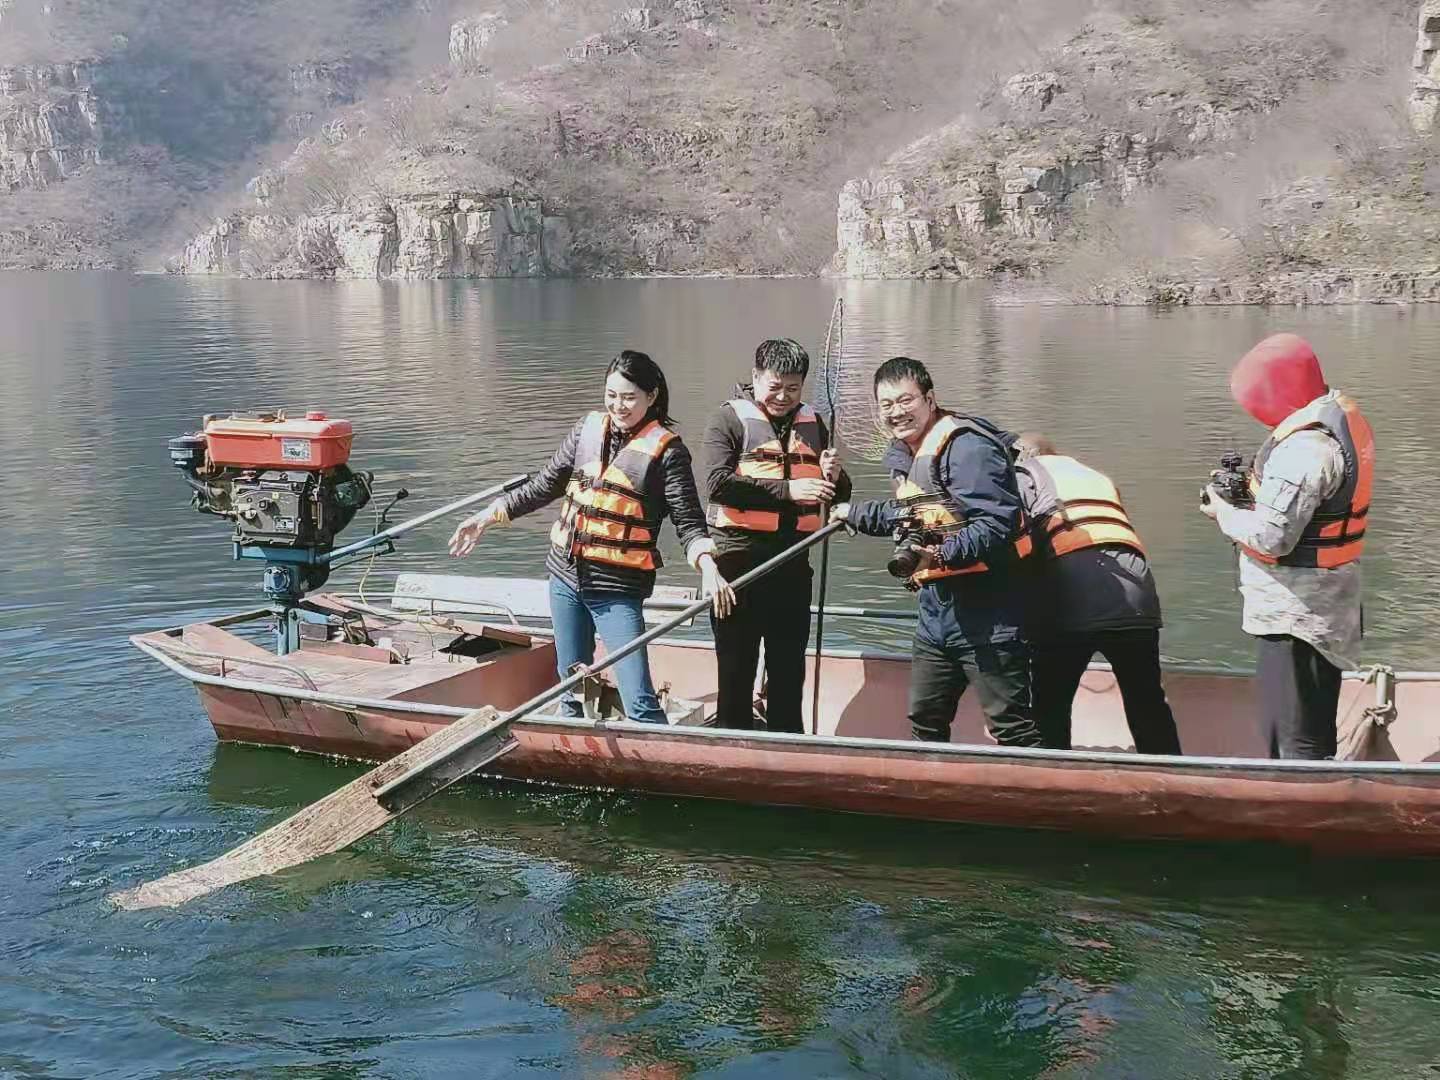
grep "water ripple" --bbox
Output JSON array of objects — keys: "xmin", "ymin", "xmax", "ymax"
[{"xmin": 4, "ymin": 275, "xmax": 1440, "ymax": 1077}]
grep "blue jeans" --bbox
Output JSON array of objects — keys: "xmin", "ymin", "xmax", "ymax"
[{"xmin": 548, "ymin": 575, "xmax": 668, "ymax": 724}]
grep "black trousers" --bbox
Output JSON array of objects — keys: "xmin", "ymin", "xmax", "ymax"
[
  {"xmin": 1032, "ymin": 629, "xmax": 1182, "ymax": 755},
  {"xmin": 1256, "ymin": 634, "xmax": 1341, "ymax": 759},
  {"xmin": 710, "ymin": 552, "xmax": 812, "ymax": 732},
  {"xmin": 908, "ymin": 636, "xmax": 1041, "ymax": 746}
]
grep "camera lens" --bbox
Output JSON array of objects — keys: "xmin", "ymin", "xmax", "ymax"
[{"xmin": 887, "ymin": 546, "xmax": 921, "ymax": 579}]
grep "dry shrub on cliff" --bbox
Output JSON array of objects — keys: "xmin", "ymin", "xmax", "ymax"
[
  {"xmin": 1036, "ymin": 0, "xmax": 1433, "ymax": 299},
  {"xmin": 1, "ymin": 0, "xmax": 458, "ymax": 266},
  {"xmin": 1166, "ymin": 0, "xmax": 1349, "ymax": 106},
  {"xmin": 284, "ymin": 151, "xmax": 364, "ymax": 214},
  {"xmin": 178, "ymin": 0, "xmax": 1103, "ymax": 275},
  {"xmin": 476, "ymin": 0, "xmax": 624, "ymax": 80},
  {"xmin": 0, "ymin": 159, "xmax": 185, "ymax": 269}
]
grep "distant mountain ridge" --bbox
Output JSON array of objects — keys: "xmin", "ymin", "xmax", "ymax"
[{"xmin": 3, "ymin": 0, "xmax": 1438, "ymax": 304}]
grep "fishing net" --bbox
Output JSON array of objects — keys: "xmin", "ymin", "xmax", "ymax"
[{"xmin": 817, "ymin": 297, "xmax": 888, "ymax": 463}]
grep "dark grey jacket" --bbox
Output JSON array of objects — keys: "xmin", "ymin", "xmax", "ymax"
[{"xmin": 503, "ymin": 415, "xmax": 710, "ymax": 598}]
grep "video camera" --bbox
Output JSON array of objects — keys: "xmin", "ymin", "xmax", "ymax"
[
  {"xmin": 1204, "ymin": 451, "xmax": 1255, "ymax": 509},
  {"xmin": 887, "ymin": 513, "xmax": 940, "ymax": 586}
]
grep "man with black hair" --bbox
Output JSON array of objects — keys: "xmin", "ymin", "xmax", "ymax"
[
  {"xmin": 701, "ymin": 338, "xmax": 851, "ymax": 732},
  {"xmin": 831, "ymin": 356, "xmax": 1042, "ymax": 746}
]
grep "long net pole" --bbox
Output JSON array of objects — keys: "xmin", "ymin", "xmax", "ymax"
[{"xmin": 810, "ymin": 297, "xmax": 845, "ymax": 735}]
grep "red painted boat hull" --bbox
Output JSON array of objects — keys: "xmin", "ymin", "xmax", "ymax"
[
  {"xmin": 190, "ymin": 681, "xmax": 1440, "ymax": 858},
  {"xmin": 137, "ymin": 601, "xmax": 1440, "ymax": 857}
]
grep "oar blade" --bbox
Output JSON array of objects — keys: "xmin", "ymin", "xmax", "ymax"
[
  {"xmin": 112, "ymin": 525, "xmax": 842, "ymax": 911},
  {"xmin": 109, "ymin": 705, "xmax": 503, "ymax": 911}
]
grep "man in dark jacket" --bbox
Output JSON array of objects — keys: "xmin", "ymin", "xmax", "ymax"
[
  {"xmin": 831, "ymin": 356, "xmax": 1041, "ymax": 746},
  {"xmin": 1014, "ymin": 434, "xmax": 1181, "ymax": 755},
  {"xmin": 701, "ymin": 338, "xmax": 851, "ymax": 732}
]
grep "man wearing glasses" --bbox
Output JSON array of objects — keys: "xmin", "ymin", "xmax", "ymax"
[{"xmin": 831, "ymin": 357, "xmax": 1041, "ymax": 746}]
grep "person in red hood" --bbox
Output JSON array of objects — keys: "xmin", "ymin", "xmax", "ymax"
[{"xmin": 1201, "ymin": 333, "xmax": 1375, "ymax": 759}]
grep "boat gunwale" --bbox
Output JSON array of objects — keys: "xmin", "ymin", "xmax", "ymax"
[
  {"xmin": 132, "ymin": 622, "xmax": 1440, "ymax": 779},
  {"xmin": 157, "ymin": 598, "xmax": 1440, "ymax": 682}
]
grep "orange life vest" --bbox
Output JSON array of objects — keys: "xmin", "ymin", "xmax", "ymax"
[
  {"xmin": 1019, "ymin": 454, "xmax": 1145, "ymax": 559},
  {"xmin": 550, "ymin": 411, "xmax": 676, "ymax": 572},
  {"xmin": 893, "ymin": 413, "xmax": 1031, "ymax": 585},
  {"xmin": 1240, "ymin": 393, "xmax": 1373, "ymax": 569},
  {"xmin": 706, "ymin": 398, "xmax": 825, "ymax": 534}
]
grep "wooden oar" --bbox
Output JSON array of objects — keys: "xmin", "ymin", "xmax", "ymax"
[{"xmin": 110, "ymin": 522, "xmax": 845, "ymax": 911}]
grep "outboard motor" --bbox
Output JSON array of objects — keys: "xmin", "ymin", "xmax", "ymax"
[
  {"xmin": 170, "ymin": 409, "xmax": 521, "ymax": 655},
  {"xmin": 170, "ymin": 410, "xmax": 376, "ymax": 652}
]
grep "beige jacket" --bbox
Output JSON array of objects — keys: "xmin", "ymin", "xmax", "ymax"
[{"xmin": 1212, "ymin": 392, "xmax": 1363, "ymax": 669}]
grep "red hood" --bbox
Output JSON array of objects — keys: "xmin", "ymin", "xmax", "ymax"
[{"xmin": 1230, "ymin": 333, "xmax": 1328, "ymax": 428}]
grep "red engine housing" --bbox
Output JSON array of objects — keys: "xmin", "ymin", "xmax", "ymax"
[{"xmin": 204, "ymin": 411, "xmax": 354, "ymax": 470}]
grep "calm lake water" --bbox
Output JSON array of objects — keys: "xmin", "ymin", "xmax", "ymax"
[{"xmin": 3, "ymin": 272, "xmax": 1440, "ymax": 1078}]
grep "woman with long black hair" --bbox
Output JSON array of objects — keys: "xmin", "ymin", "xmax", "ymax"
[{"xmin": 448, "ymin": 349, "xmax": 735, "ymax": 723}]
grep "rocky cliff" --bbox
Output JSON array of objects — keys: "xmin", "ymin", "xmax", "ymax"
[
  {"xmin": 168, "ymin": 0, "xmax": 765, "ymax": 279},
  {"xmin": 0, "ymin": 0, "xmax": 436, "ymax": 270},
  {"xmin": 0, "ymin": 62, "xmax": 102, "ymax": 192},
  {"xmin": 1411, "ymin": 0, "xmax": 1440, "ymax": 132},
  {"xmin": 831, "ymin": 15, "xmax": 1271, "ymax": 280},
  {"xmin": 167, "ymin": 0, "xmax": 1060, "ymax": 280},
  {"xmin": 833, "ymin": 2, "xmax": 1440, "ymax": 304},
  {"xmin": 178, "ymin": 192, "xmax": 570, "ymax": 279},
  {"xmin": 2, "ymin": 0, "xmax": 1434, "ymax": 299},
  {"xmin": 448, "ymin": 12, "xmax": 507, "ymax": 72}
]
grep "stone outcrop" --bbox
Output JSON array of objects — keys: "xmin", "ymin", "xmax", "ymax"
[
  {"xmin": 1002, "ymin": 71, "xmax": 1060, "ymax": 114},
  {"xmin": 832, "ymin": 19, "xmax": 1248, "ymax": 280},
  {"xmin": 566, "ymin": 33, "xmax": 630, "ymax": 62},
  {"xmin": 449, "ymin": 13, "xmax": 508, "ymax": 71},
  {"xmin": 245, "ymin": 169, "xmax": 284, "ymax": 207},
  {"xmin": 617, "ymin": 215, "xmax": 704, "ymax": 272},
  {"xmin": 673, "ymin": 0, "xmax": 710, "ymax": 25},
  {"xmin": 0, "ymin": 62, "xmax": 102, "ymax": 192},
  {"xmin": 1411, "ymin": 0, "xmax": 1440, "ymax": 134},
  {"xmin": 281, "ymin": 58, "xmax": 364, "ymax": 137},
  {"xmin": 565, "ymin": 0, "xmax": 716, "ymax": 60},
  {"xmin": 835, "ymin": 125, "xmax": 1176, "ymax": 278},
  {"xmin": 288, "ymin": 59, "xmax": 358, "ymax": 106},
  {"xmin": 175, "ymin": 193, "xmax": 572, "ymax": 279},
  {"xmin": 179, "ymin": 214, "xmax": 291, "ymax": 275}
]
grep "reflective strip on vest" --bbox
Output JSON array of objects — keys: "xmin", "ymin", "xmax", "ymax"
[
  {"xmin": 1021, "ymin": 454, "xmax": 1145, "ymax": 559},
  {"xmin": 896, "ymin": 414, "xmax": 1031, "ymax": 585},
  {"xmin": 706, "ymin": 398, "xmax": 824, "ymax": 533},
  {"xmin": 549, "ymin": 412, "xmax": 676, "ymax": 571},
  {"xmin": 1240, "ymin": 394, "xmax": 1373, "ymax": 569}
]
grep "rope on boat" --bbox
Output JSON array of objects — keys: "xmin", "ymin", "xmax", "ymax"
[
  {"xmin": 1363, "ymin": 664, "xmax": 1399, "ymax": 727},
  {"xmin": 1336, "ymin": 663, "xmax": 1399, "ymax": 761}
]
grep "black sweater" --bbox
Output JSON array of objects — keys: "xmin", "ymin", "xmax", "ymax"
[{"xmin": 502, "ymin": 415, "xmax": 710, "ymax": 598}]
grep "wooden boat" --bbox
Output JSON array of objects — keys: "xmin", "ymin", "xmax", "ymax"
[{"xmin": 131, "ymin": 574, "xmax": 1440, "ymax": 857}]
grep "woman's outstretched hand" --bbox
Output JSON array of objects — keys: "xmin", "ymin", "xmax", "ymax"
[
  {"xmin": 448, "ymin": 500, "xmax": 506, "ymax": 557},
  {"xmin": 700, "ymin": 556, "xmax": 737, "ymax": 619}
]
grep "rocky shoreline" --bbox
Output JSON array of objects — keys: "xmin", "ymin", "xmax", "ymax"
[
  {"xmin": 174, "ymin": 193, "xmax": 571, "ymax": 280},
  {"xmin": 1071, "ymin": 270, "xmax": 1440, "ymax": 306}
]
